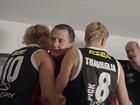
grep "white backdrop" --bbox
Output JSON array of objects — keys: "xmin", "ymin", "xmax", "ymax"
[{"xmin": 0, "ymin": 20, "xmax": 139, "ymax": 60}]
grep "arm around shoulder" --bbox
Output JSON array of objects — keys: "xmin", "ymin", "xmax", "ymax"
[
  {"xmin": 55, "ymin": 48, "xmax": 79, "ymax": 93},
  {"xmin": 34, "ymin": 50, "xmax": 60, "ymax": 105}
]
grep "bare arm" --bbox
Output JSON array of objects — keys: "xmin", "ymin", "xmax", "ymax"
[
  {"xmin": 55, "ymin": 49, "xmax": 79, "ymax": 93},
  {"xmin": 35, "ymin": 50, "xmax": 60, "ymax": 105},
  {"xmin": 117, "ymin": 62, "xmax": 133, "ymax": 105}
]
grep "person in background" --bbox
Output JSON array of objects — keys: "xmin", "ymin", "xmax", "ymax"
[
  {"xmin": 55, "ymin": 22, "xmax": 133, "ymax": 105},
  {"xmin": 0, "ymin": 24, "xmax": 62, "ymax": 105},
  {"xmin": 49, "ymin": 24, "xmax": 75, "ymax": 77},
  {"xmin": 124, "ymin": 41, "xmax": 140, "ymax": 105},
  {"xmin": 125, "ymin": 41, "xmax": 140, "ymax": 71}
]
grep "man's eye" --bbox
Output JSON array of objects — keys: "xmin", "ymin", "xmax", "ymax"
[
  {"xmin": 59, "ymin": 40, "xmax": 64, "ymax": 43},
  {"xmin": 51, "ymin": 38, "xmax": 55, "ymax": 41}
]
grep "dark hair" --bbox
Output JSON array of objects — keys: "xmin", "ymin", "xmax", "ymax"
[
  {"xmin": 51, "ymin": 24, "xmax": 75, "ymax": 43},
  {"xmin": 127, "ymin": 41, "xmax": 139, "ymax": 48}
]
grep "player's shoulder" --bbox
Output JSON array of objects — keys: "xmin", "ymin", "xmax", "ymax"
[
  {"xmin": 66, "ymin": 48, "xmax": 78, "ymax": 57},
  {"xmin": 34, "ymin": 49, "xmax": 50, "ymax": 59}
]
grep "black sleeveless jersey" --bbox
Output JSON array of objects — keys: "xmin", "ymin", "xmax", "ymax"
[
  {"xmin": 119, "ymin": 60, "xmax": 140, "ymax": 105},
  {"xmin": 0, "ymin": 46, "xmax": 41, "ymax": 105},
  {"xmin": 52, "ymin": 55, "xmax": 64, "ymax": 78},
  {"xmin": 64, "ymin": 48, "xmax": 119, "ymax": 105}
]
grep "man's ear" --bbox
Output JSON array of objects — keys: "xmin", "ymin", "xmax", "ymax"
[
  {"xmin": 70, "ymin": 43, "xmax": 74, "ymax": 48},
  {"xmin": 138, "ymin": 48, "xmax": 140, "ymax": 53},
  {"xmin": 101, "ymin": 37, "xmax": 105, "ymax": 46},
  {"xmin": 38, "ymin": 37, "xmax": 42, "ymax": 45},
  {"xmin": 101, "ymin": 37, "xmax": 108, "ymax": 47}
]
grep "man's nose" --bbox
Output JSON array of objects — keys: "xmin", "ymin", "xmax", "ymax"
[
  {"xmin": 128, "ymin": 51, "xmax": 133, "ymax": 56},
  {"xmin": 53, "ymin": 40, "xmax": 60, "ymax": 49}
]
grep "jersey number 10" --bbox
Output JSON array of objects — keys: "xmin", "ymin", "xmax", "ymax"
[{"xmin": 1, "ymin": 56, "xmax": 24, "ymax": 82}]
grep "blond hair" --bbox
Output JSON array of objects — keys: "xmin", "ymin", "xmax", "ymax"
[
  {"xmin": 85, "ymin": 22, "xmax": 109, "ymax": 43},
  {"xmin": 23, "ymin": 24, "xmax": 50, "ymax": 45}
]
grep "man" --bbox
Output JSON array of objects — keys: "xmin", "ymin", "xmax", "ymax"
[
  {"xmin": 125, "ymin": 41, "xmax": 140, "ymax": 71},
  {"xmin": 55, "ymin": 22, "xmax": 133, "ymax": 105},
  {"xmin": 49, "ymin": 24, "xmax": 75, "ymax": 105},
  {"xmin": 124, "ymin": 41, "xmax": 140, "ymax": 105},
  {"xmin": 49, "ymin": 24, "xmax": 75, "ymax": 77},
  {"xmin": 0, "ymin": 24, "xmax": 61, "ymax": 105}
]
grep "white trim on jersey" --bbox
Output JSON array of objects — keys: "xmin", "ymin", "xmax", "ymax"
[
  {"xmin": 31, "ymin": 49, "xmax": 46, "ymax": 72},
  {"xmin": 116, "ymin": 60, "xmax": 121, "ymax": 84},
  {"xmin": 70, "ymin": 49, "xmax": 83, "ymax": 81}
]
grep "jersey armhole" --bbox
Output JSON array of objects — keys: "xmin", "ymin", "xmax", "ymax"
[
  {"xmin": 116, "ymin": 60, "xmax": 121, "ymax": 84},
  {"xmin": 31, "ymin": 49, "xmax": 46, "ymax": 72},
  {"xmin": 70, "ymin": 49, "xmax": 83, "ymax": 81}
]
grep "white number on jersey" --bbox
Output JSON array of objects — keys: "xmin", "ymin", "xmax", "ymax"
[
  {"xmin": 2, "ymin": 56, "xmax": 24, "ymax": 82},
  {"xmin": 95, "ymin": 72, "xmax": 111, "ymax": 102}
]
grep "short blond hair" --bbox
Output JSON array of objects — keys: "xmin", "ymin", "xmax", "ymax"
[
  {"xmin": 85, "ymin": 22, "xmax": 109, "ymax": 43},
  {"xmin": 23, "ymin": 24, "xmax": 50, "ymax": 45}
]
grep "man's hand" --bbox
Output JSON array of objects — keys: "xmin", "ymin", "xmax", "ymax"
[{"xmin": 58, "ymin": 93, "xmax": 66, "ymax": 105}]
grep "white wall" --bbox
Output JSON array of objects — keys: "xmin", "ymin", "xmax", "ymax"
[
  {"xmin": 107, "ymin": 36, "xmax": 139, "ymax": 60},
  {"xmin": 0, "ymin": 20, "xmax": 139, "ymax": 60},
  {"xmin": 0, "ymin": 20, "xmax": 31, "ymax": 53},
  {"xmin": 74, "ymin": 32, "xmax": 139, "ymax": 60}
]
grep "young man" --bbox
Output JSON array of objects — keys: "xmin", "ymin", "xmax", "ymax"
[
  {"xmin": 124, "ymin": 41, "xmax": 140, "ymax": 105},
  {"xmin": 0, "ymin": 24, "xmax": 61, "ymax": 105},
  {"xmin": 55, "ymin": 22, "xmax": 133, "ymax": 105},
  {"xmin": 49, "ymin": 24, "xmax": 75, "ymax": 77}
]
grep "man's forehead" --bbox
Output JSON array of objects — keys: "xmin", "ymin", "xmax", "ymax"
[
  {"xmin": 51, "ymin": 34, "xmax": 68, "ymax": 39},
  {"xmin": 51, "ymin": 34, "xmax": 69, "ymax": 40},
  {"xmin": 127, "ymin": 42, "xmax": 138, "ymax": 47}
]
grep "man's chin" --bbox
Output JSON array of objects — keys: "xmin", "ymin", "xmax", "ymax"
[
  {"xmin": 130, "ymin": 58, "xmax": 137, "ymax": 63},
  {"xmin": 50, "ymin": 52, "xmax": 62, "ymax": 57}
]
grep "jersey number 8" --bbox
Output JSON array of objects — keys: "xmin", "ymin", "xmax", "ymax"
[{"xmin": 95, "ymin": 72, "xmax": 111, "ymax": 102}]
